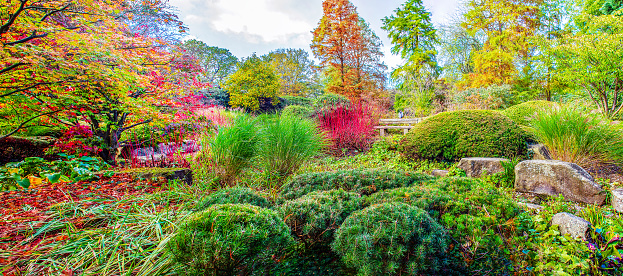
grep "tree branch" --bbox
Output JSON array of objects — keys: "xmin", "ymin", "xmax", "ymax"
[
  {"xmin": 0, "ymin": 109, "xmax": 64, "ymax": 140},
  {"xmin": 5, "ymin": 30, "xmax": 48, "ymax": 46},
  {"xmin": 0, "ymin": 0, "xmax": 28, "ymax": 35},
  {"xmin": 0, "ymin": 63, "xmax": 27, "ymax": 75},
  {"xmin": 121, "ymin": 119, "xmax": 153, "ymax": 132}
]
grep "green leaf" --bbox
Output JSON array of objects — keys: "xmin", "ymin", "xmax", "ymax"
[
  {"xmin": 14, "ymin": 176, "xmax": 30, "ymax": 189},
  {"xmin": 45, "ymin": 173, "xmax": 62, "ymax": 184}
]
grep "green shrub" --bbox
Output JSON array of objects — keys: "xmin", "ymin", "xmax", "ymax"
[
  {"xmin": 196, "ymin": 187, "xmax": 271, "ymax": 211},
  {"xmin": 503, "ymin": 100, "xmax": 558, "ymax": 126},
  {"xmin": 277, "ymin": 189, "xmax": 363, "ymax": 248},
  {"xmin": 257, "ymin": 115, "xmax": 326, "ymax": 179},
  {"xmin": 282, "ymin": 96, "xmax": 313, "ymax": 107},
  {"xmin": 312, "ymin": 93, "xmax": 351, "ymax": 112},
  {"xmin": 525, "ymin": 104, "xmax": 623, "ymax": 167},
  {"xmin": 280, "ymin": 168, "xmax": 433, "ymax": 201},
  {"xmin": 332, "ymin": 202, "xmax": 449, "ymax": 276},
  {"xmin": 366, "ymin": 177, "xmax": 523, "ymax": 273},
  {"xmin": 281, "ymin": 105, "xmax": 313, "ymax": 118},
  {"xmin": 399, "ymin": 110, "xmax": 528, "ymax": 162},
  {"xmin": 167, "ymin": 204, "xmax": 293, "ymax": 276},
  {"xmin": 209, "ymin": 115, "xmax": 259, "ymax": 185}
]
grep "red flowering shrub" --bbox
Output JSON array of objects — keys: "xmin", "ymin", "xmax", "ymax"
[
  {"xmin": 47, "ymin": 126, "xmax": 102, "ymax": 157},
  {"xmin": 317, "ymin": 104, "xmax": 377, "ymax": 154}
]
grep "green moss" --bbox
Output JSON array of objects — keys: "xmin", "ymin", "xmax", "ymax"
[
  {"xmin": 399, "ymin": 110, "xmax": 528, "ymax": 162},
  {"xmin": 503, "ymin": 100, "xmax": 558, "ymax": 126}
]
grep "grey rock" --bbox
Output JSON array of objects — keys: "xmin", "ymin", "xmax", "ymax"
[
  {"xmin": 529, "ymin": 144, "xmax": 551, "ymax": 160},
  {"xmin": 551, "ymin": 212, "xmax": 591, "ymax": 240},
  {"xmin": 457, "ymin": 157, "xmax": 509, "ymax": 178},
  {"xmin": 612, "ymin": 189, "xmax": 623, "ymax": 213},
  {"xmin": 431, "ymin": 170, "xmax": 449, "ymax": 177},
  {"xmin": 517, "ymin": 202, "xmax": 544, "ymax": 211},
  {"xmin": 515, "ymin": 160, "xmax": 606, "ymax": 205}
]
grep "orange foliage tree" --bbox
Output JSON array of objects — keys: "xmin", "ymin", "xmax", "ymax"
[{"xmin": 311, "ymin": 0, "xmax": 385, "ymax": 100}]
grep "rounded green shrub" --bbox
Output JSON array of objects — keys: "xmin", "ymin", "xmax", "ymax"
[
  {"xmin": 167, "ymin": 204, "xmax": 293, "ymax": 276},
  {"xmin": 503, "ymin": 100, "xmax": 558, "ymax": 126},
  {"xmin": 282, "ymin": 96, "xmax": 313, "ymax": 107},
  {"xmin": 280, "ymin": 168, "xmax": 433, "ymax": 201},
  {"xmin": 281, "ymin": 105, "xmax": 313, "ymax": 118},
  {"xmin": 399, "ymin": 110, "xmax": 528, "ymax": 162},
  {"xmin": 277, "ymin": 189, "xmax": 363, "ymax": 248},
  {"xmin": 312, "ymin": 93, "xmax": 351, "ymax": 112},
  {"xmin": 365, "ymin": 177, "xmax": 523, "ymax": 274},
  {"xmin": 196, "ymin": 187, "xmax": 271, "ymax": 211},
  {"xmin": 332, "ymin": 202, "xmax": 449, "ymax": 276}
]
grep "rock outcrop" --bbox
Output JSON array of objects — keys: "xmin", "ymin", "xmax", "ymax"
[
  {"xmin": 551, "ymin": 212, "xmax": 591, "ymax": 240},
  {"xmin": 457, "ymin": 157, "xmax": 509, "ymax": 178},
  {"xmin": 515, "ymin": 160, "xmax": 606, "ymax": 205}
]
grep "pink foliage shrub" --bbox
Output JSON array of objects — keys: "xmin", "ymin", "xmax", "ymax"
[
  {"xmin": 317, "ymin": 103, "xmax": 377, "ymax": 154},
  {"xmin": 47, "ymin": 126, "xmax": 102, "ymax": 157}
]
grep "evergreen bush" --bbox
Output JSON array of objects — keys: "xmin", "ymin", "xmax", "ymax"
[
  {"xmin": 280, "ymin": 168, "xmax": 433, "ymax": 201},
  {"xmin": 196, "ymin": 187, "xmax": 271, "ymax": 211},
  {"xmin": 277, "ymin": 189, "xmax": 363, "ymax": 249},
  {"xmin": 312, "ymin": 93, "xmax": 351, "ymax": 112},
  {"xmin": 399, "ymin": 110, "xmax": 528, "ymax": 162},
  {"xmin": 281, "ymin": 105, "xmax": 313, "ymax": 118},
  {"xmin": 167, "ymin": 204, "xmax": 293, "ymax": 276},
  {"xmin": 282, "ymin": 96, "xmax": 313, "ymax": 107},
  {"xmin": 503, "ymin": 100, "xmax": 558, "ymax": 126},
  {"xmin": 332, "ymin": 202, "xmax": 448, "ymax": 276}
]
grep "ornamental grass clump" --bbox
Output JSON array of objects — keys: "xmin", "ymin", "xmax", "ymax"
[
  {"xmin": 525, "ymin": 104, "xmax": 623, "ymax": 167},
  {"xmin": 257, "ymin": 114, "xmax": 326, "ymax": 179},
  {"xmin": 167, "ymin": 204, "xmax": 293, "ymax": 276},
  {"xmin": 208, "ymin": 115, "xmax": 259, "ymax": 185},
  {"xmin": 332, "ymin": 202, "xmax": 449, "ymax": 276},
  {"xmin": 196, "ymin": 187, "xmax": 271, "ymax": 211},
  {"xmin": 280, "ymin": 168, "xmax": 433, "ymax": 201},
  {"xmin": 277, "ymin": 189, "xmax": 363, "ymax": 249}
]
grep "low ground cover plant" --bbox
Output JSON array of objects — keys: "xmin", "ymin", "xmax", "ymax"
[
  {"xmin": 400, "ymin": 110, "xmax": 528, "ymax": 162},
  {"xmin": 332, "ymin": 202, "xmax": 449, "ymax": 276},
  {"xmin": 280, "ymin": 168, "xmax": 433, "ymax": 201}
]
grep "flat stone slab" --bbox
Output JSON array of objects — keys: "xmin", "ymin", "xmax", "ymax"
[
  {"xmin": 551, "ymin": 212, "xmax": 591, "ymax": 240},
  {"xmin": 457, "ymin": 157, "xmax": 509, "ymax": 178},
  {"xmin": 515, "ymin": 160, "xmax": 606, "ymax": 205},
  {"xmin": 431, "ymin": 170, "xmax": 449, "ymax": 177}
]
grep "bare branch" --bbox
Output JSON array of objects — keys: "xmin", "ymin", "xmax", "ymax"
[
  {"xmin": 0, "ymin": 0, "xmax": 28, "ymax": 35},
  {"xmin": 5, "ymin": 30, "xmax": 48, "ymax": 46},
  {"xmin": 0, "ymin": 63, "xmax": 27, "ymax": 75},
  {"xmin": 0, "ymin": 109, "xmax": 64, "ymax": 140}
]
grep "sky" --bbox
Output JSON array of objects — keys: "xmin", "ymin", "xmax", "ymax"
[{"xmin": 168, "ymin": 0, "xmax": 462, "ymax": 70}]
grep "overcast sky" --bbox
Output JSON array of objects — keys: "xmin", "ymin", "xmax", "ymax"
[{"xmin": 168, "ymin": 0, "xmax": 462, "ymax": 70}]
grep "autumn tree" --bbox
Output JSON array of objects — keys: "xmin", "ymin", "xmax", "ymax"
[
  {"xmin": 180, "ymin": 39, "xmax": 238, "ymax": 87},
  {"xmin": 224, "ymin": 55, "xmax": 281, "ymax": 112},
  {"xmin": 311, "ymin": 0, "xmax": 385, "ymax": 100},
  {"xmin": 462, "ymin": 0, "xmax": 544, "ymax": 88},
  {"xmin": 0, "ymin": 0, "xmax": 201, "ymax": 163},
  {"xmin": 261, "ymin": 48, "xmax": 320, "ymax": 97}
]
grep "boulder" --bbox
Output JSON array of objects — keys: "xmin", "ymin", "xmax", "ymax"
[
  {"xmin": 612, "ymin": 189, "xmax": 623, "ymax": 213},
  {"xmin": 431, "ymin": 170, "xmax": 449, "ymax": 177},
  {"xmin": 517, "ymin": 202, "xmax": 544, "ymax": 211},
  {"xmin": 457, "ymin": 157, "xmax": 509, "ymax": 178},
  {"xmin": 551, "ymin": 212, "xmax": 591, "ymax": 240},
  {"xmin": 515, "ymin": 160, "xmax": 606, "ymax": 205},
  {"xmin": 529, "ymin": 144, "xmax": 551, "ymax": 160}
]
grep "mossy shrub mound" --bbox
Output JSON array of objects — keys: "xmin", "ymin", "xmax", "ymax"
[
  {"xmin": 503, "ymin": 100, "xmax": 558, "ymax": 126},
  {"xmin": 399, "ymin": 110, "xmax": 528, "ymax": 162},
  {"xmin": 196, "ymin": 187, "xmax": 271, "ymax": 211},
  {"xmin": 281, "ymin": 105, "xmax": 313, "ymax": 118}
]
